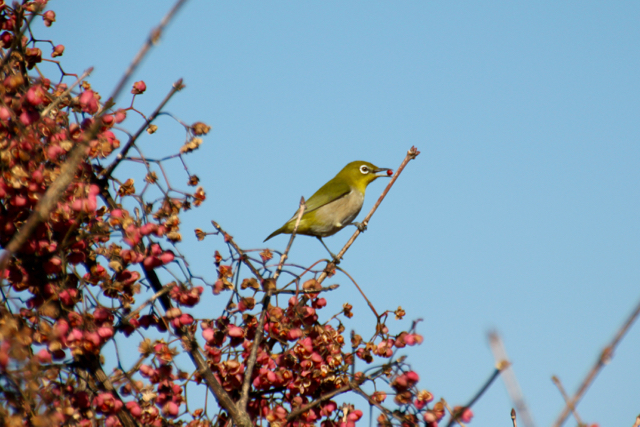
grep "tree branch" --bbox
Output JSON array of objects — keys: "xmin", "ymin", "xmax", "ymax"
[
  {"xmin": 285, "ymin": 384, "xmax": 351, "ymax": 422},
  {"xmin": 551, "ymin": 376, "xmax": 583, "ymax": 426},
  {"xmin": 238, "ymin": 198, "xmax": 306, "ymax": 410},
  {"xmin": 108, "ymin": 0, "xmax": 188, "ymax": 104},
  {"xmin": 211, "ymin": 221, "xmax": 263, "ymax": 281},
  {"xmin": 445, "ymin": 363, "xmax": 506, "ymax": 427},
  {"xmin": 551, "ymin": 296, "xmax": 640, "ymax": 427},
  {"xmin": 488, "ymin": 331, "xmax": 536, "ymax": 427}
]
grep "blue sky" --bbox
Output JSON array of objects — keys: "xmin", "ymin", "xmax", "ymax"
[{"xmin": 42, "ymin": 2, "xmax": 639, "ymax": 425}]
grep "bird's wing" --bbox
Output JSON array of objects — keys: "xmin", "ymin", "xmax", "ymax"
[{"xmin": 303, "ymin": 177, "xmax": 352, "ymax": 213}]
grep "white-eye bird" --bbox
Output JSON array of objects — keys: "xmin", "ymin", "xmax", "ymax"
[{"xmin": 264, "ymin": 161, "xmax": 392, "ymax": 259}]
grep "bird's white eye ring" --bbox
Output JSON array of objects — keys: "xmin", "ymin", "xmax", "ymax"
[{"xmin": 359, "ymin": 165, "xmax": 369, "ymax": 174}]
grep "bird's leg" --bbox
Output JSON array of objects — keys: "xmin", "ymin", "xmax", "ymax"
[
  {"xmin": 317, "ymin": 237, "xmax": 341, "ymax": 263},
  {"xmin": 351, "ymin": 221, "xmax": 367, "ymax": 232}
]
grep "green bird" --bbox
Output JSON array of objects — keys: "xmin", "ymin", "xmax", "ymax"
[{"xmin": 264, "ymin": 161, "xmax": 392, "ymax": 259}]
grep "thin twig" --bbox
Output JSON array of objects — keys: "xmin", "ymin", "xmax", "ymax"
[
  {"xmin": 551, "ymin": 376, "xmax": 583, "ymax": 426},
  {"xmin": 351, "ymin": 384, "xmax": 405, "ymax": 424},
  {"xmin": 122, "ymin": 282, "xmax": 176, "ymax": 323},
  {"xmin": 335, "ymin": 266, "xmax": 378, "ymax": 318},
  {"xmin": 238, "ymin": 198, "xmax": 306, "ymax": 410},
  {"xmin": 317, "ymin": 146, "xmax": 420, "ymax": 286},
  {"xmin": 273, "ymin": 197, "xmax": 306, "ymax": 281},
  {"xmin": 275, "ymin": 284, "xmax": 339, "ymax": 295},
  {"xmin": 551, "ymin": 296, "xmax": 640, "ymax": 427},
  {"xmin": 488, "ymin": 331, "xmax": 536, "ymax": 427},
  {"xmin": 108, "ymin": 0, "xmax": 188, "ymax": 103},
  {"xmin": 443, "ymin": 399, "xmax": 466, "ymax": 427},
  {"xmin": 511, "ymin": 409, "xmax": 517, "ymax": 427},
  {"xmin": 445, "ymin": 363, "xmax": 505, "ymax": 427},
  {"xmin": 286, "ymin": 384, "xmax": 351, "ymax": 422},
  {"xmin": 41, "ymin": 67, "xmax": 94, "ymax": 117},
  {"xmin": 99, "ymin": 78, "xmax": 184, "ymax": 180},
  {"xmin": 211, "ymin": 221, "xmax": 262, "ymax": 281}
]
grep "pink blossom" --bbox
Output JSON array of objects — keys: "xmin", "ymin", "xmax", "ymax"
[
  {"xmin": 0, "ymin": 106, "xmax": 10, "ymax": 121},
  {"xmin": 162, "ymin": 401, "xmax": 179, "ymax": 417},
  {"xmin": 79, "ymin": 90, "xmax": 99, "ymax": 114},
  {"xmin": 287, "ymin": 328, "xmax": 303, "ymax": 341},
  {"xmin": 126, "ymin": 401, "xmax": 142, "ymax": 417},
  {"xmin": 98, "ymin": 326, "xmax": 114, "ymax": 339},
  {"xmin": 460, "ymin": 408, "xmax": 473, "ymax": 423},
  {"xmin": 202, "ymin": 328, "xmax": 215, "ymax": 343},
  {"xmin": 115, "ymin": 109, "xmax": 127, "ymax": 123},
  {"xmin": 36, "ymin": 348, "xmax": 52, "ymax": 363},
  {"xmin": 227, "ymin": 325, "xmax": 245, "ymax": 338},
  {"xmin": 131, "ymin": 80, "xmax": 147, "ymax": 95},
  {"xmin": 51, "ymin": 44, "xmax": 64, "ymax": 57},
  {"xmin": 19, "ymin": 109, "xmax": 39, "ymax": 125},
  {"xmin": 94, "ymin": 392, "xmax": 123, "ymax": 414},
  {"xmin": 159, "ymin": 250, "xmax": 175, "ymax": 265},
  {"xmin": 43, "ymin": 10, "xmax": 56, "ymax": 26}
]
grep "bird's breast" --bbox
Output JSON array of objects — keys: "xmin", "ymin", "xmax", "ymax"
[{"xmin": 310, "ymin": 189, "xmax": 365, "ymax": 237}]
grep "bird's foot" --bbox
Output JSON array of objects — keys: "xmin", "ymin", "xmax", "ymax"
[{"xmin": 352, "ymin": 221, "xmax": 367, "ymax": 232}]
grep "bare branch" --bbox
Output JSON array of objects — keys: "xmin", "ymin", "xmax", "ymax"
[
  {"xmin": 275, "ymin": 284, "xmax": 339, "ymax": 295},
  {"xmin": 273, "ymin": 197, "xmax": 306, "ymax": 281},
  {"xmin": 239, "ymin": 197, "xmax": 306, "ymax": 410},
  {"xmin": 445, "ymin": 363, "xmax": 505, "ymax": 427},
  {"xmin": 488, "ymin": 331, "xmax": 536, "ymax": 427},
  {"xmin": 212, "ymin": 221, "xmax": 263, "ymax": 281},
  {"xmin": 336, "ymin": 266, "xmax": 378, "ymax": 318},
  {"xmin": 108, "ymin": 0, "xmax": 189, "ymax": 104},
  {"xmin": 551, "ymin": 376, "xmax": 583, "ymax": 426},
  {"xmin": 285, "ymin": 384, "xmax": 351, "ymax": 422},
  {"xmin": 122, "ymin": 282, "xmax": 176, "ymax": 324},
  {"xmin": 552, "ymin": 296, "xmax": 640, "ymax": 427}
]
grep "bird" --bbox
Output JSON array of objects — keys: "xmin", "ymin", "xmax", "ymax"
[{"xmin": 264, "ymin": 161, "xmax": 392, "ymax": 260}]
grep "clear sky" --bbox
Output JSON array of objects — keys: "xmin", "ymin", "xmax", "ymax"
[{"xmin": 42, "ymin": 2, "xmax": 639, "ymax": 426}]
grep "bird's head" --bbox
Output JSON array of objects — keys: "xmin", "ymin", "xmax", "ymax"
[{"xmin": 338, "ymin": 161, "xmax": 392, "ymax": 191}]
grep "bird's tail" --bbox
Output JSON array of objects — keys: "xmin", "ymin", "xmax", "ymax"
[{"xmin": 264, "ymin": 228, "xmax": 282, "ymax": 242}]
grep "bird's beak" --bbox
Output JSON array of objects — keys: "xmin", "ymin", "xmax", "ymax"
[{"xmin": 374, "ymin": 167, "xmax": 392, "ymax": 178}]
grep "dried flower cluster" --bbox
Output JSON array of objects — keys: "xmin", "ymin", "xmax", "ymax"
[{"xmin": 0, "ymin": 2, "xmax": 469, "ymax": 427}]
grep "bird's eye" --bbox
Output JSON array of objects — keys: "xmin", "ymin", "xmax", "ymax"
[{"xmin": 359, "ymin": 165, "xmax": 369, "ymax": 174}]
